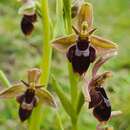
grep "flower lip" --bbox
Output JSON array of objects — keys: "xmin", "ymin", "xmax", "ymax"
[
  {"xmin": 21, "ymin": 16, "xmax": 34, "ymax": 35},
  {"xmin": 19, "ymin": 106, "xmax": 32, "ymax": 122},
  {"xmin": 75, "ymin": 45, "xmax": 90, "ymax": 57},
  {"xmin": 93, "ymin": 98, "xmax": 111, "ymax": 122},
  {"xmin": 24, "ymin": 14, "xmax": 37, "ymax": 23}
]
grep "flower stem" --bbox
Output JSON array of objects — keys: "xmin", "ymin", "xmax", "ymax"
[
  {"xmin": 40, "ymin": 0, "xmax": 52, "ymax": 86},
  {"xmin": 28, "ymin": 0, "xmax": 52, "ymax": 130},
  {"xmin": 71, "ymin": 120, "xmax": 78, "ymax": 130},
  {"xmin": 63, "ymin": 0, "xmax": 78, "ymax": 106},
  {"xmin": 63, "ymin": 0, "xmax": 78, "ymax": 128},
  {"xmin": 56, "ymin": 111, "xmax": 64, "ymax": 130}
]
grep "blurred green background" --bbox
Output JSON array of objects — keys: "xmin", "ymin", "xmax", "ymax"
[{"xmin": 0, "ymin": 0, "xmax": 130, "ymax": 130}]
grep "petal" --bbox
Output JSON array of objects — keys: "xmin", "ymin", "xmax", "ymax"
[
  {"xmin": 92, "ymin": 51, "xmax": 117, "ymax": 78},
  {"xmin": 77, "ymin": 2, "xmax": 93, "ymax": 30},
  {"xmin": 93, "ymin": 71, "xmax": 112, "ymax": 87},
  {"xmin": 36, "ymin": 88, "xmax": 56, "ymax": 107},
  {"xmin": 27, "ymin": 68, "xmax": 41, "ymax": 84},
  {"xmin": 90, "ymin": 35, "xmax": 118, "ymax": 55},
  {"xmin": 84, "ymin": 84, "xmax": 91, "ymax": 102},
  {"xmin": 51, "ymin": 34, "xmax": 77, "ymax": 52},
  {"xmin": 111, "ymin": 111, "xmax": 122, "ymax": 118},
  {"xmin": 0, "ymin": 83, "xmax": 26, "ymax": 99}
]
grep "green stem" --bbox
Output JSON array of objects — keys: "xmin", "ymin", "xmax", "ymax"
[
  {"xmin": 63, "ymin": 0, "xmax": 78, "ymax": 128},
  {"xmin": 40, "ymin": 0, "xmax": 52, "ymax": 86},
  {"xmin": 63, "ymin": 0, "xmax": 72, "ymax": 34},
  {"xmin": 63, "ymin": 0, "xmax": 78, "ymax": 110},
  {"xmin": 68, "ymin": 63, "xmax": 79, "ymax": 107},
  {"xmin": 56, "ymin": 111, "xmax": 64, "ymax": 130},
  {"xmin": 28, "ymin": 0, "xmax": 52, "ymax": 130},
  {"xmin": 71, "ymin": 121, "xmax": 78, "ymax": 130}
]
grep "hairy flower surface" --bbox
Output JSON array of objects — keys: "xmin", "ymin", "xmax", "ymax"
[
  {"xmin": 85, "ymin": 52, "xmax": 117, "ymax": 123},
  {"xmin": 18, "ymin": 0, "xmax": 37, "ymax": 35},
  {"xmin": 52, "ymin": 2, "xmax": 118, "ymax": 75},
  {"xmin": 0, "ymin": 68, "xmax": 56, "ymax": 121},
  {"xmin": 21, "ymin": 14, "xmax": 37, "ymax": 35}
]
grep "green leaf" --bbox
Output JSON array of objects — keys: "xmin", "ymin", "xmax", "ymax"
[
  {"xmin": 0, "ymin": 70, "xmax": 11, "ymax": 87},
  {"xmin": 51, "ymin": 75, "xmax": 77, "ymax": 121},
  {"xmin": 63, "ymin": 0, "xmax": 72, "ymax": 34},
  {"xmin": 54, "ymin": 0, "xmax": 65, "ymax": 37},
  {"xmin": 67, "ymin": 62, "xmax": 79, "ymax": 107},
  {"xmin": 76, "ymin": 91, "xmax": 84, "ymax": 115},
  {"xmin": 35, "ymin": 1, "xmax": 42, "ymax": 17}
]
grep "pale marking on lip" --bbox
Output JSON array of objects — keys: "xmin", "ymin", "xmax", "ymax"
[
  {"xmin": 75, "ymin": 45, "xmax": 90, "ymax": 57},
  {"xmin": 21, "ymin": 100, "xmax": 34, "ymax": 110}
]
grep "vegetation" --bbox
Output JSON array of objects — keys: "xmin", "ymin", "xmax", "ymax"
[{"xmin": 0, "ymin": 0, "xmax": 130, "ymax": 130}]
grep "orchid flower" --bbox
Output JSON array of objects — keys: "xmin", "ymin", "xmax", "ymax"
[
  {"xmin": 0, "ymin": 68, "xmax": 56, "ymax": 122},
  {"xmin": 85, "ymin": 50, "xmax": 122, "ymax": 129},
  {"xmin": 18, "ymin": 0, "xmax": 37, "ymax": 35},
  {"xmin": 85, "ymin": 51, "xmax": 117, "ymax": 123},
  {"xmin": 51, "ymin": 2, "xmax": 118, "ymax": 75}
]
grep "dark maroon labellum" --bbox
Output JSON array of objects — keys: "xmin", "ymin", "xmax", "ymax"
[
  {"xmin": 21, "ymin": 14, "xmax": 37, "ymax": 35},
  {"xmin": 17, "ymin": 89, "xmax": 38, "ymax": 122},
  {"xmin": 24, "ymin": 14, "xmax": 37, "ymax": 23},
  {"xmin": 89, "ymin": 87, "xmax": 111, "ymax": 122},
  {"xmin": 89, "ymin": 87, "xmax": 108, "ymax": 108},
  {"xmin": 67, "ymin": 37, "xmax": 96, "ymax": 75},
  {"xmin": 89, "ymin": 89, "xmax": 103, "ymax": 109},
  {"xmin": 93, "ymin": 98, "xmax": 111, "ymax": 122},
  {"xmin": 19, "ymin": 107, "xmax": 32, "ymax": 122}
]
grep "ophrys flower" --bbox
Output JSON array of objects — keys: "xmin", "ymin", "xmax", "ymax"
[
  {"xmin": 18, "ymin": 0, "xmax": 37, "ymax": 35},
  {"xmin": 85, "ymin": 51, "xmax": 116, "ymax": 123},
  {"xmin": 51, "ymin": 2, "xmax": 118, "ymax": 75},
  {"xmin": 0, "ymin": 68, "xmax": 56, "ymax": 122}
]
